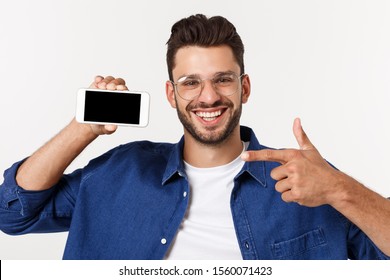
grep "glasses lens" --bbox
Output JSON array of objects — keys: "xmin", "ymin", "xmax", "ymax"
[
  {"xmin": 176, "ymin": 76, "xmax": 201, "ymax": 100},
  {"xmin": 212, "ymin": 73, "xmax": 239, "ymax": 96},
  {"xmin": 175, "ymin": 73, "xmax": 242, "ymax": 100}
]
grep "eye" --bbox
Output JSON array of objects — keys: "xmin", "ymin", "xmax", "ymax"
[
  {"xmin": 181, "ymin": 79, "xmax": 200, "ymax": 87},
  {"xmin": 215, "ymin": 75, "xmax": 234, "ymax": 85}
]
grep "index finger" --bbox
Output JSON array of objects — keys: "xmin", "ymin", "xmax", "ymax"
[{"xmin": 241, "ymin": 149, "xmax": 296, "ymax": 164}]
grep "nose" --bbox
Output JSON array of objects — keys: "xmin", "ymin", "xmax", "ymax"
[{"xmin": 197, "ymin": 79, "xmax": 222, "ymax": 104}]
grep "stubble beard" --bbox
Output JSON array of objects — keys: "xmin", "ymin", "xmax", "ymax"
[{"xmin": 175, "ymin": 97, "xmax": 242, "ymax": 147}]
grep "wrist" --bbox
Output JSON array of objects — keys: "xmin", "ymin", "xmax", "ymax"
[
  {"xmin": 327, "ymin": 171, "xmax": 361, "ymax": 209},
  {"xmin": 69, "ymin": 118, "xmax": 99, "ymax": 142}
]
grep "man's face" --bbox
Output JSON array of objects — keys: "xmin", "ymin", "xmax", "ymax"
[{"xmin": 166, "ymin": 45, "xmax": 250, "ymax": 146}]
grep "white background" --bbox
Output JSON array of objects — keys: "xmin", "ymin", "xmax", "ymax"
[{"xmin": 0, "ymin": 0, "xmax": 389, "ymax": 259}]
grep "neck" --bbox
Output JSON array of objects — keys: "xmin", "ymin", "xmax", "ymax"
[{"xmin": 183, "ymin": 126, "xmax": 243, "ymax": 168}]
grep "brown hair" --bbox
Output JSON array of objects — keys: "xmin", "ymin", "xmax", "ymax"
[{"xmin": 166, "ymin": 14, "xmax": 245, "ymax": 81}]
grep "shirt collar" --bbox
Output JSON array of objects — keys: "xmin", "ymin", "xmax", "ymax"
[
  {"xmin": 236, "ymin": 126, "xmax": 267, "ymax": 187},
  {"xmin": 162, "ymin": 126, "xmax": 267, "ymax": 188},
  {"xmin": 162, "ymin": 136, "xmax": 186, "ymax": 185}
]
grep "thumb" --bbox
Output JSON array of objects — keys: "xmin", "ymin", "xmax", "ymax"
[
  {"xmin": 104, "ymin": 124, "xmax": 118, "ymax": 134},
  {"xmin": 293, "ymin": 117, "xmax": 315, "ymax": 150}
]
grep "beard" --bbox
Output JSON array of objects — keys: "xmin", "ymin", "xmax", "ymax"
[{"xmin": 175, "ymin": 97, "xmax": 242, "ymax": 146}]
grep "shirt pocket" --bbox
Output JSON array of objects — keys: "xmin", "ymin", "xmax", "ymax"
[{"xmin": 270, "ymin": 227, "xmax": 328, "ymax": 259}]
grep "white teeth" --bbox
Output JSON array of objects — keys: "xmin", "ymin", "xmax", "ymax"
[
  {"xmin": 196, "ymin": 110, "xmax": 222, "ymax": 118},
  {"xmin": 202, "ymin": 117, "xmax": 216, "ymax": 121}
]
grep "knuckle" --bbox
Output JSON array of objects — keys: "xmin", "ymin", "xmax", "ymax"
[
  {"xmin": 107, "ymin": 84, "xmax": 116, "ymax": 90},
  {"xmin": 116, "ymin": 78, "xmax": 126, "ymax": 84},
  {"xmin": 270, "ymin": 169, "xmax": 277, "ymax": 179},
  {"xmin": 291, "ymin": 188, "xmax": 301, "ymax": 200},
  {"xmin": 281, "ymin": 192, "xmax": 291, "ymax": 203},
  {"xmin": 94, "ymin": 75, "xmax": 104, "ymax": 83},
  {"xmin": 293, "ymin": 178, "xmax": 302, "ymax": 188},
  {"xmin": 247, "ymin": 151, "xmax": 256, "ymax": 160},
  {"xmin": 265, "ymin": 150, "xmax": 274, "ymax": 160},
  {"xmin": 286, "ymin": 163, "xmax": 298, "ymax": 173},
  {"xmin": 97, "ymin": 83, "xmax": 107, "ymax": 89},
  {"xmin": 291, "ymin": 150, "xmax": 302, "ymax": 159},
  {"xmin": 275, "ymin": 182, "xmax": 282, "ymax": 192}
]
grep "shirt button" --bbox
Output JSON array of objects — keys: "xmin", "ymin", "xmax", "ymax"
[
  {"xmin": 183, "ymin": 191, "xmax": 187, "ymax": 198},
  {"xmin": 161, "ymin": 238, "xmax": 167, "ymax": 245}
]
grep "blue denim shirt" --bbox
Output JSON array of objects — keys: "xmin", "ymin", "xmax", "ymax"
[{"xmin": 0, "ymin": 126, "xmax": 388, "ymax": 260}]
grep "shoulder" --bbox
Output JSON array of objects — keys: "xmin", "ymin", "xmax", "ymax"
[
  {"xmin": 83, "ymin": 140, "xmax": 176, "ymax": 173},
  {"xmin": 115, "ymin": 140, "xmax": 175, "ymax": 155},
  {"xmin": 98, "ymin": 140, "xmax": 175, "ymax": 161}
]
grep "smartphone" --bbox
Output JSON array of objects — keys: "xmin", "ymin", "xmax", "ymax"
[{"xmin": 76, "ymin": 88, "xmax": 150, "ymax": 127}]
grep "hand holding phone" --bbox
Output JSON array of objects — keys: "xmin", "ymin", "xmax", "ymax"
[{"xmin": 76, "ymin": 88, "xmax": 150, "ymax": 127}]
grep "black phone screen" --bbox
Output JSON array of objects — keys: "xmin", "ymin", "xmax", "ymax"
[{"xmin": 84, "ymin": 90, "xmax": 141, "ymax": 124}]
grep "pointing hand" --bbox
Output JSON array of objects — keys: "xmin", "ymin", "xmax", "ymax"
[{"xmin": 241, "ymin": 118, "xmax": 342, "ymax": 207}]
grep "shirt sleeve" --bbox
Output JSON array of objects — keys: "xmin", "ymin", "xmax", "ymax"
[
  {"xmin": 347, "ymin": 222, "xmax": 390, "ymax": 260},
  {"xmin": 327, "ymin": 161, "xmax": 389, "ymax": 259},
  {"xmin": 0, "ymin": 159, "xmax": 82, "ymax": 235}
]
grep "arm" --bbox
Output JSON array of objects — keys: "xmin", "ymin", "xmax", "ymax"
[
  {"xmin": 16, "ymin": 118, "xmax": 97, "ymax": 191},
  {"xmin": 331, "ymin": 174, "xmax": 390, "ymax": 257},
  {"xmin": 16, "ymin": 75, "xmax": 128, "ymax": 191},
  {"xmin": 241, "ymin": 118, "xmax": 390, "ymax": 256}
]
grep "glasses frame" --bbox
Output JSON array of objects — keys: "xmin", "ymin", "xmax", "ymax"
[{"xmin": 170, "ymin": 72, "xmax": 246, "ymax": 101}]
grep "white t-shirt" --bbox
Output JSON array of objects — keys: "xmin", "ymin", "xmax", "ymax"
[{"xmin": 165, "ymin": 142, "xmax": 249, "ymax": 260}]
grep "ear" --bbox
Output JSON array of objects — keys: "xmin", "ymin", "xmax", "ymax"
[
  {"xmin": 241, "ymin": 74, "xmax": 251, "ymax": 104},
  {"xmin": 165, "ymin": 81, "xmax": 177, "ymax": 108}
]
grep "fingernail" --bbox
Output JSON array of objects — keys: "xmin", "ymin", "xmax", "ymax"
[{"xmin": 241, "ymin": 152, "xmax": 249, "ymax": 160}]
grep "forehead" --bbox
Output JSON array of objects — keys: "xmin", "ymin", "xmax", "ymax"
[{"xmin": 172, "ymin": 45, "xmax": 240, "ymax": 78}]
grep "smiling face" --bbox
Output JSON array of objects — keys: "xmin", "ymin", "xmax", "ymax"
[{"xmin": 166, "ymin": 45, "xmax": 250, "ymax": 146}]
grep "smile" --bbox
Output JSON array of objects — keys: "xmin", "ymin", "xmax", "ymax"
[{"xmin": 195, "ymin": 110, "xmax": 223, "ymax": 121}]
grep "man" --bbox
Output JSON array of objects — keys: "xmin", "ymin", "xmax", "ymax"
[{"xmin": 0, "ymin": 14, "xmax": 389, "ymax": 259}]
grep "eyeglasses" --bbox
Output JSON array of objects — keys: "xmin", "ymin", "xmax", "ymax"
[{"xmin": 171, "ymin": 72, "xmax": 245, "ymax": 101}]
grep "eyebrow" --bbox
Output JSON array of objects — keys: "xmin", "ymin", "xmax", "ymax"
[{"xmin": 176, "ymin": 70, "xmax": 236, "ymax": 81}]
